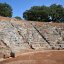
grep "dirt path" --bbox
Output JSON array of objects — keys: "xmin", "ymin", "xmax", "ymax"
[{"xmin": 0, "ymin": 50, "xmax": 64, "ymax": 64}]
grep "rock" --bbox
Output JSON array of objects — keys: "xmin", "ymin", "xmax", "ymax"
[{"xmin": 0, "ymin": 16, "xmax": 64, "ymax": 57}]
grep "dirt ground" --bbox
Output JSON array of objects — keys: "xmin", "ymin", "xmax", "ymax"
[{"xmin": 0, "ymin": 50, "xmax": 64, "ymax": 64}]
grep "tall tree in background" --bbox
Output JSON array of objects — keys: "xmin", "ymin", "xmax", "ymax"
[
  {"xmin": 23, "ymin": 6, "xmax": 49, "ymax": 21},
  {"xmin": 50, "ymin": 4, "xmax": 64, "ymax": 22},
  {"xmin": 23, "ymin": 4, "xmax": 64, "ymax": 22},
  {"xmin": 0, "ymin": 3, "xmax": 12, "ymax": 17}
]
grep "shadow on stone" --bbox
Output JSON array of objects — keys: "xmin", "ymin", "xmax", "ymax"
[{"xmin": 10, "ymin": 52, "xmax": 15, "ymax": 58}]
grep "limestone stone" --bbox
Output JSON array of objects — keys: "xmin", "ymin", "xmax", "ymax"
[{"xmin": 0, "ymin": 16, "xmax": 64, "ymax": 57}]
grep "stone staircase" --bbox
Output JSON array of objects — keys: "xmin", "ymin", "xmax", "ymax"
[{"xmin": 0, "ymin": 16, "xmax": 64, "ymax": 58}]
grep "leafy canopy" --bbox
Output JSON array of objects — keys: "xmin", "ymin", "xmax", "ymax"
[
  {"xmin": 0, "ymin": 3, "xmax": 12, "ymax": 17},
  {"xmin": 23, "ymin": 4, "xmax": 64, "ymax": 22}
]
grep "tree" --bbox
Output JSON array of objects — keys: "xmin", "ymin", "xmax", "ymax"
[
  {"xmin": 14, "ymin": 16, "xmax": 22, "ymax": 20},
  {"xmin": 49, "ymin": 4, "xmax": 64, "ymax": 22},
  {"xmin": 23, "ymin": 4, "xmax": 64, "ymax": 22},
  {"xmin": 0, "ymin": 3, "xmax": 12, "ymax": 17},
  {"xmin": 23, "ymin": 6, "xmax": 49, "ymax": 21}
]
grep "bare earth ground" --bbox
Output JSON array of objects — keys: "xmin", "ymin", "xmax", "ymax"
[{"xmin": 0, "ymin": 50, "xmax": 64, "ymax": 64}]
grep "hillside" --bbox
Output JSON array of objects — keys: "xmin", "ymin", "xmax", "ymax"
[{"xmin": 0, "ymin": 16, "xmax": 64, "ymax": 63}]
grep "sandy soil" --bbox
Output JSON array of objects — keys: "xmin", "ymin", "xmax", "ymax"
[{"xmin": 0, "ymin": 50, "xmax": 64, "ymax": 64}]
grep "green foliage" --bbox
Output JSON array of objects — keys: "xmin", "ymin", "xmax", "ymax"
[
  {"xmin": 23, "ymin": 4, "xmax": 64, "ymax": 22},
  {"xmin": 23, "ymin": 6, "xmax": 49, "ymax": 21},
  {"xmin": 59, "ymin": 18, "xmax": 64, "ymax": 23},
  {"xmin": 50, "ymin": 4, "xmax": 64, "ymax": 22},
  {"xmin": 14, "ymin": 16, "xmax": 22, "ymax": 20},
  {"xmin": 0, "ymin": 3, "xmax": 12, "ymax": 17}
]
